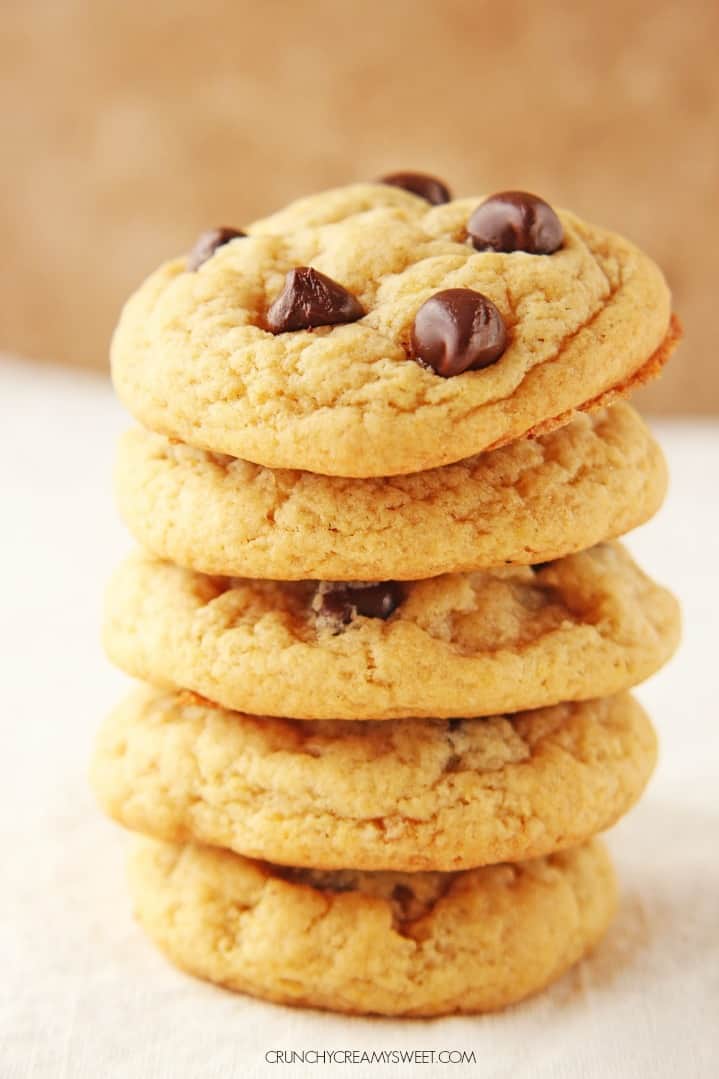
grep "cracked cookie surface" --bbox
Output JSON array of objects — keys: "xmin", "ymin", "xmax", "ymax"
[
  {"xmin": 115, "ymin": 403, "xmax": 667, "ymax": 579},
  {"xmin": 111, "ymin": 183, "xmax": 672, "ymax": 477},
  {"xmin": 93, "ymin": 687, "xmax": 655, "ymax": 871},
  {"xmin": 127, "ymin": 837, "xmax": 616, "ymax": 1016},
  {"xmin": 103, "ymin": 542, "xmax": 680, "ymax": 719}
]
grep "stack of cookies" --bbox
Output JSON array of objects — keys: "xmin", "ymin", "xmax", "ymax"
[{"xmin": 92, "ymin": 176, "xmax": 681, "ymax": 1016}]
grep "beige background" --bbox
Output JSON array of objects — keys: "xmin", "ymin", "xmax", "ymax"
[{"xmin": 3, "ymin": 0, "xmax": 718, "ymax": 410}]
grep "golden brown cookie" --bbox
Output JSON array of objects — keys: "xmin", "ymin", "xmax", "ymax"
[
  {"xmin": 127, "ymin": 837, "xmax": 616, "ymax": 1016},
  {"xmin": 115, "ymin": 403, "xmax": 667, "ymax": 579},
  {"xmin": 103, "ymin": 542, "xmax": 680, "ymax": 720},
  {"xmin": 111, "ymin": 183, "xmax": 673, "ymax": 477},
  {"xmin": 93, "ymin": 686, "xmax": 656, "ymax": 871}
]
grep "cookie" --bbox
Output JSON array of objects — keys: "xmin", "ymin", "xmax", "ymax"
[
  {"xmin": 111, "ymin": 183, "xmax": 676, "ymax": 477},
  {"xmin": 115, "ymin": 403, "xmax": 667, "ymax": 580},
  {"xmin": 127, "ymin": 837, "xmax": 616, "ymax": 1016},
  {"xmin": 103, "ymin": 542, "xmax": 679, "ymax": 719},
  {"xmin": 93, "ymin": 687, "xmax": 656, "ymax": 871}
]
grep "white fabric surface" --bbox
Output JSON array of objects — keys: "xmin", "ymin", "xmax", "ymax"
[{"xmin": 1, "ymin": 355, "xmax": 717, "ymax": 1079}]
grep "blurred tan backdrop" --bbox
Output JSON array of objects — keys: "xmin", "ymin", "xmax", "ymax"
[{"xmin": 3, "ymin": 0, "xmax": 718, "ymax": 410}]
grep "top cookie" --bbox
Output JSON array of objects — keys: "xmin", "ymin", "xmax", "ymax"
[{"xmin": 111, "ymin": 182, "xmax": 674, "ymax": 477}]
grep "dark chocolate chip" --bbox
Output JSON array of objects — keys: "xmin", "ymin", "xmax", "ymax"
[
  {"xmin": 391, "ymin": 884, "xmax": 415, "ymax": 905},
  {"xmin": 314, "ymin": 581, "xmax": 403, "ymax": 631},
  {"xmin": 316, "ymin": 588, "xmax": 354, "ymax": 629},
  {"xmin": 266, "ymin": 267, "xmax": 364, "ymax": 333},
  {"xmin": 410, "ymin": 288, "xmax": 507, "ymax": 377},
  {"xmin": 351, "ymin": 582, "xmax": 404, "ymax": 619},
  {"xmin": 187, "ymin": 227, "xmax": 247, "ymax": 271},
  {"xmin": 378, "ymin": 171, "xmax": 451, "ymax": 205},
  {"xmin": 467, "ymin": 191, "xmax": 563, "ymax": 254}
]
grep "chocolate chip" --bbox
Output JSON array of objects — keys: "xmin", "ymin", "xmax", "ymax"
[
  {"xmin": 531, "ymin": 561, "xmax": 554, "ymax": 572},
  {"xmin": 315, "ymin": 588, "xmax": 354, "ymax": 628},
  {"xmin": 266, "ymin": 267, "xmax": 364, "ymax": 334},
  {"xmin": 187, "ymin": 227, "xmax": 247, "ymax": 271},
  {"xmin": 352, "ymin": 582, "xmax": 404, "ymax": 619},
  {"xmin": 378, "ymin": 171, "xmax": 451, "ymax": 205},
  {"xmin": 467, "ymin": 191, "xmax": 563, "ymax": 254},
  {"xmin": 410, "ymin": 288, "xmax": 507, "ymax": 377},
  {"xmin": 313, "ymin": 581, "xmax": 403, "ymax": 632},
  {"xmin": 391, "ymin": 884, "xmax": 414, "ymax": 905}
]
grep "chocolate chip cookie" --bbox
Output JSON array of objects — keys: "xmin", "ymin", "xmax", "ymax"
[
  {"xmin": 115, "ymin": 403, "xmax": 667, "ymax": 579},
  {"xmin": 127, "ymin": 836, "xmax": 616, "ymax": 1015},
  {"xmin": 103, "ymin": 542, "xmax": 679, "ymax": 720},
  {"xmin": 93, "ymin": 687, "xmax": 656, "ymax": 871},
  {"xmin": 111, "ymin": 183, "xmax": 677, "ymax": 477}
]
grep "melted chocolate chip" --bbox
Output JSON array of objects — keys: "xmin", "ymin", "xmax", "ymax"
[
  {"xmin": 187, "ymin": 227, "xmax": 247, "ymax": 271},
  {"xmin": 316, "ymin": 588, "xmax": 354, "ymax": 628},
  {"xmin": 266, "ymin": 267, "xmax": 364, "ymax": 333},
  {"xmin": 468, "ymin": 191, "xmax": 563, "ymax": 254},
  {"xmin": 314, "ymin": 581, "xmax": 403, "ymax": 632},
  {"xmin": 379, "ymin": 171, "xmax": 451, "ymax": 205},
  {"xmin": 410, "ymin": 288, "xmax": 507, "ymax": 377},
  {"xmin": 391, "ymin": 884, "xmax": 415, "ymax": 905}
]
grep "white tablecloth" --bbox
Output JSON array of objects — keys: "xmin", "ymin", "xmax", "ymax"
[{"xmin": 2, "ymin": 356, "xmax": 717, "ymax": 1079}]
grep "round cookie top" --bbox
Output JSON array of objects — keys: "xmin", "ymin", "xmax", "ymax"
[
  {"xmin": 111, "ymin": 182, "xmax": 674, "ymax": 477},
  {"xmin": 103, "ymin": 542, "xmax": 680, "ymax": 720},
  {"xmin": 115, "ymin": 403, "xmax": 667, "ymax": 579},
  {"xmin": 128, "ymin": 836, "xmax": 616, "ymax": 1016},
  {"xmin": 93, "ymin": 687, "xmax": 656, "ymax": 872}
]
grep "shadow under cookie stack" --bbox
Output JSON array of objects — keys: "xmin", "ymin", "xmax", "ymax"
[{"xmin": 92, "ymin": 175, "xmax": 681, "ymax": 1016}]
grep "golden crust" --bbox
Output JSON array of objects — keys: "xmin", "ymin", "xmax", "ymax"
[{"xmin": 514, "ymin": 313, "xmax": 681, "ymax": 448}]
